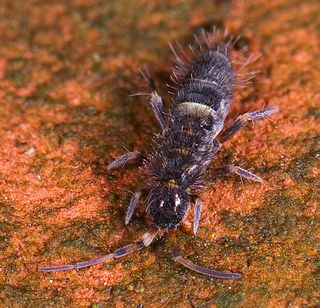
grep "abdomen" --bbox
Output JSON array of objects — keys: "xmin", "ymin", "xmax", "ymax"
[{"xmin": 176, "ymin": 50, "xmax": 234, "ymax": 116}]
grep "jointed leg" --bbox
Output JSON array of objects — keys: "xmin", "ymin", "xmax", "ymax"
[
  {"xmin": 126, "ymin": 190, "xmax": 143, "ymax": 225},
  {"xmin": 211, "ymin": 164, "xmax": 263, "ymax": 183},
  {"xmin": 38, "ymin": 229, "xmax": 158, "ymax": 272},
  {"xmin": 107, "ymin": 150, "xmax": 146, "ymax": 170},
  {"xmin": 168, "ymin": 231, "xmax": 241, "ymax": 279},
  {"xmin": 140, "ymin": 68, "xmax": 166, "ymax": 130},
  {"xmin": 218, "ymin": 107, "xmax": 278, "ymax": 144},
  {"xmin": 193, "ymin": 198, "xmax": 202, "ymax": 235}
]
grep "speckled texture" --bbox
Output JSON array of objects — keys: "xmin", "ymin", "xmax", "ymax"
[{"xmin": 0, "ymin": 0, "xmax": 319, "ymax": 307}]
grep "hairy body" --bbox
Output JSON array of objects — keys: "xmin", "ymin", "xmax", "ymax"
[{"xmin": 39, "ymin": 29, "xmax": 278, "ymax": 278}]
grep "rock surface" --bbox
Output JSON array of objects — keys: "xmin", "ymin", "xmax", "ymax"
[{"xmin": 0, "ymin": 0, "xmax": 319, "ymax": 307}]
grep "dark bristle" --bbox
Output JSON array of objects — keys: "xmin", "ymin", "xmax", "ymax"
[{"xmin": 168, "ymin": 28, "xmax": 260, "ymax": 95}]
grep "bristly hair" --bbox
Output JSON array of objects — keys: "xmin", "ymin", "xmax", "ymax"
[{"xmin": 168, "ymin": 27, "xmax": 259, "ymax": 93}]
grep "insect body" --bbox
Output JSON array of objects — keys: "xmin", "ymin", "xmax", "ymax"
[{"xmin": 39, "ymin": 29, "xmax": 278, "ymax": 278}]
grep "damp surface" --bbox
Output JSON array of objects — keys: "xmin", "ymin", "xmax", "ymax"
[{"xmin": 0, "ymin": 0, "xmax": 319, "ymax": 307}]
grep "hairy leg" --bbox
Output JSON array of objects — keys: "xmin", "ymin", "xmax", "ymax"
[
  {"xmin": 219, "ymin": 107, "xmax": 278, "ymax": 144},
  {"xmin": 211, "ymin": 164, "xmax": 263, "ymax": 183},
  {"xmin": 140, "ymin": 68, "xmax": 166, "ymax": 130},
  {"xmin": 193, "ymin": 197, "xmax": 202, "ymax": 235},
  {"xmin": 107, "ymin": 150, "xmax": 145, "ymax": 170}
]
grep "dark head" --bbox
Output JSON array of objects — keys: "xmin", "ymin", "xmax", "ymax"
[{"xmin": 146, "ymin": 186, "xmax": 190, "ymax": 230}]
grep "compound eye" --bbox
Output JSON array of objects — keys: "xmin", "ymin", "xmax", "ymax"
[
  {"xmin": 174, "ymin": 193, "xmax": 182, "ymax": 208},
  {"xmin": 171, "ymin": 192, "xmax": 189, "ymax": 215}
]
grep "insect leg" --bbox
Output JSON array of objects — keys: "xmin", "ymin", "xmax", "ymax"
[
  {"xmin": 211, "ymin": 165, "xmax": 263, "ymax": 183},
  {"xmin": 218, "ymin": 107, "xmax": 279, "ymax": 144},
  {"xmin": 107, "ymin": 150, "xmax": 146, "ymax": 170},
  {"xmin": 168, "ymin": 231, "xmax": 241, "ymax": 279},
  {"xmin": 193, "ymin": 197, "xmax": 202, "ymax": 235},
  {"xmin": 126, "ymin": 191, "xmax": 142, "ymax": 225},
  {"xmin": 38, "ymin": 229, "xmax": 158, "ymax": 272},
  {"xmin": 140, "ymin": 68, "xmax": 166, "ymax": 129}
]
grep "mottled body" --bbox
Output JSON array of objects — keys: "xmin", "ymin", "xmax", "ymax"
[
  {"xmin": 147, "ymin": 49, "xmax": 234, "ymax": 230},
  {"xmin": 39, "ymin": 29, "xmax": 278, "ymax": 278}
]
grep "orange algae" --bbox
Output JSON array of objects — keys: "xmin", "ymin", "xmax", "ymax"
[{"xmin": 0, "ymin": 0, "xmax": 319, "ymax": 307}]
